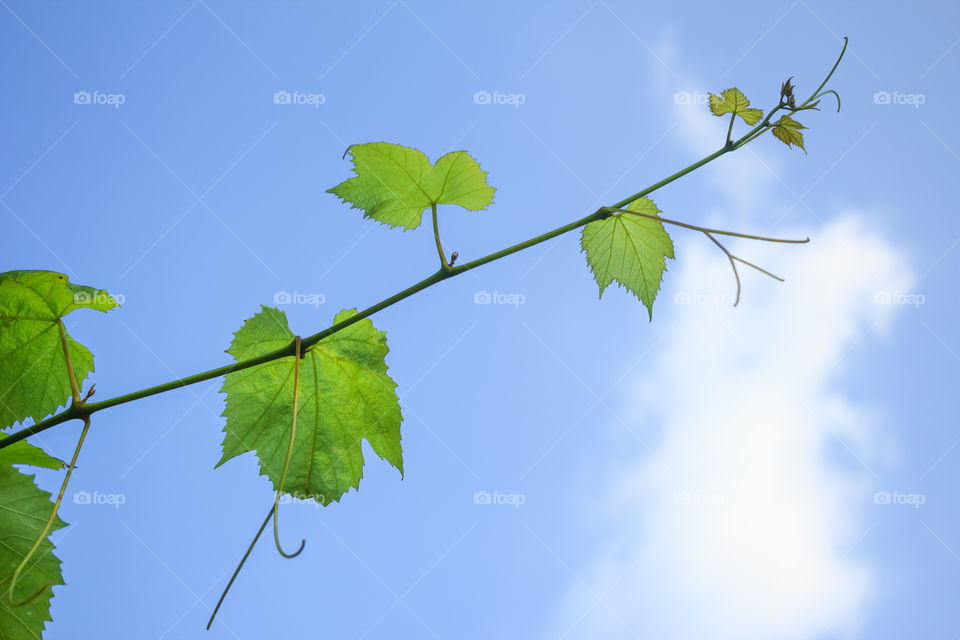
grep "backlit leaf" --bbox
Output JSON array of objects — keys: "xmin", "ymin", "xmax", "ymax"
[
  {"xmin": 217, "ymin": 307, "xmax": 402, "ymax": 505},
  {"xmin": 0, "ymin": 464, "xmax": 66, "ymax": 640},
  {"xmin": 708, "ymin": 88, "xmax": 764, "ymax": 125},
  {"xmin": 581, "ymin": 197, "xmax": 674, "ymax": 320},
  {"xmin": 0, "ymin": 271, "xmax": 118, "ymax": 429},
  {"xmin": 327, "ymin": 142, "xmax": 495, "ymax": 230}
]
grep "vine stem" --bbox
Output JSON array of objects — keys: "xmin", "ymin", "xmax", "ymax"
[
  {"xmin": 0, "ymin": 38, "xmax": 849, "ymax": 452},
  {"xmin": 207, "ymin": 503, "xmax": 275, "ymax": 630},
  {"xmin": 6, "ymin": 321, "xmax": 89, "ymax": 603},
  {"xmin": 58, "ymin": 320, "xmax": 82, "ymax": 404},
  {"xmin": 0, "ymin": 145, "xmax": 792, "ymax": 449},
  {"xmin": 207, "ymin": 340, "xmax": 307, "ymax": 628},
  {"xmin": 606, "ymin": 207, "xmax": 809, "ymax": 244},
  {"xmin": 6, "ymin": 418, "xmax": 89, "ymax": 604},
  {"xmin": 431, "ymin": 203, "xmax": 452, "ymax": 271},
  {"xmin": 272, "ymin": 337, "xmax": 305, "ymax": 559}
]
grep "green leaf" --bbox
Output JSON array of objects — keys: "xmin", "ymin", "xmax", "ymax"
[
  {"xmin": 708, "ymin": 88, "xmax": 764, "ymax": 125},
  {"xmin": 217, "ymin": 306, "xmax": 403, "ymax": 505},
  {"xmin": 0, "ymin": 464, "xmax": 66, "ymax": 639},
  {"xmin": 581, "ymin": 197, "xmax": 675, "ymax": 320},
  {"xmin": 771, "ymin": 115, "xmax": 807, "ymax": 152},
  {"xmin": 0, "ymin": 271, "xmax": 119, "ymax": 430},
  {"xmin": 0, "ymin": 442, "xmax": 65, "ymax": 470},
  {"xmin": 327, "ymin": 142, "xmax": 496, "ymax": 230}
]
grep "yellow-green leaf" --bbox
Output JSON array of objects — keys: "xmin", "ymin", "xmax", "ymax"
[
  {"xmin": 771, "ymin": 115, "xmax": 807, "ymax": 152},
  {"xmin": 327, "ymin": 142, "xmax": 496, "ymax": 230},
  {"xmin": 581, "ymin": 197, "xmax": 674, "ymax": 320},
  {"xmin": 708, "ymin": 88, "xmax": 763, "ymax": 125}
]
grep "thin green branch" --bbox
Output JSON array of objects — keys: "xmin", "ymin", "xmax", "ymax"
[
  {"xmin": 805, "ymin": 37, "xmax": 848, "ymax": 107},
  {"xmin": 0, "ymin": 142, "xmax": 785, "ymax": 450},
  {"xmin": 606, "ymin": 207, "xmax": 809, "ymax": 244},
  {"xmin": 734, "ymin": 255, "xmax": 784, "ymax": 282},
  {"xmin": 272, "ymin": 337, "xmax": 305, "ymax": 559},
  {"xmin": 7, "ymin": 416, "xmax": 89, "ymax": 603},
  {"xmin": 0, "ymin": 38, "xmax": 849, "ymax": 452},
  {"xmin": 207, "ymin": 503, "xmax": 276, "ymax": 630},
  {"xmin": 7, "ymin": 324, "xmax": 91, "ymax": 603},
  {"xmin": 816, "ymin": 89, "xmax": 842, "ymax": 112},
  {"xmin": 704, "ymin": 231, "xmax": 743, "ymax": 306},
  {"xmin": 702, "ymin": 231, "xmax": 787, "ymax": 307},
  {"xmin": 431, "ymin": 203, "xmax": 452, "ymax": 271},
  {"xmin": 57, "ymin": 319, "xmax": 82, "ymax": 404}
]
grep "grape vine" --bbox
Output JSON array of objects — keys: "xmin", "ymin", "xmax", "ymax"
[{"xmin": 0, "ymin": 39, "xmax": 847, "ymax": 637}]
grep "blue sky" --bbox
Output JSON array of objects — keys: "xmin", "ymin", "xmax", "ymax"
[{"xmin": 2, "ymin": 1, "xmax": 958, "ymax": 638}]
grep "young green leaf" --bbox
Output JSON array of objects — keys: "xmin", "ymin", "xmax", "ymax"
[
  {"xmin": 771, "ymin": 115, "xmax": 807, "ymax": 152},
  {"xmin": 581, "ymin": 197, "xmax": 675, "ymax": 320},
  {"xmin": 0, "ymin": 464, "xmax": 66, "ymax": 639},
  {"xmin": 217, "ymin": 306, "xmax": 402, "ymax": 505},
  {"xmin": 327, "ymin": 142, "xmax": 495, "ymax": 230},
  {"xmin": 708, "ymin": 88, "xmax": 764, "ymax": 125},
  {"xmin": 0, "ymin": 441, "xmax": 65, "ymax": 470},
  {"xmin": 0, "ymin": 271, "xmax": 119, "ymax": 429}
]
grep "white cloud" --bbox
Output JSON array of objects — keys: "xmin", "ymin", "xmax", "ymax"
[
  {"xmin": 543, "ymin": 214, "xmax": 913, "ymax": 640},
  {"xmin": 543, "ymin": 38, "xmax": 914, "ymax": 638}
]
